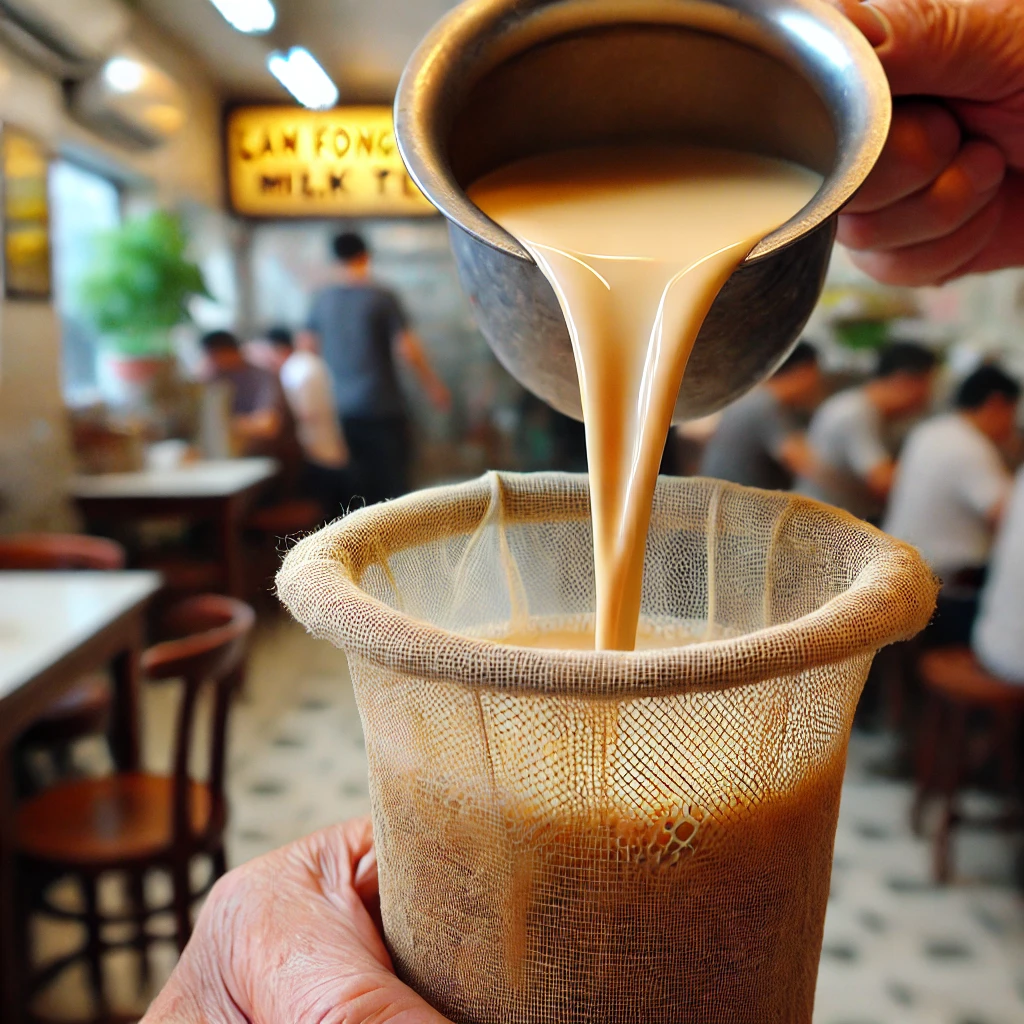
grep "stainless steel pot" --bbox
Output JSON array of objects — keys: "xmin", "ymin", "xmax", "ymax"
[{"xmin": 395, "ymin": 0, "xmax": 891, "ymax": 422}]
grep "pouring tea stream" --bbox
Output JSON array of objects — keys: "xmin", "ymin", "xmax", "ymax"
[{"xmin": 395, "ymin": 0, "xmax": 888, "ymax": 649}]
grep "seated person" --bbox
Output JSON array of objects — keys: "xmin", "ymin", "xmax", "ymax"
[
  {"xmin": 699, "ymin": 341, "xmax": 822, "ymax": 489},
  {"xmin": 200, "ymin": 330, "xmax": 288, "ymax": 457},
  {"xmin": 884, "ymin": 365, "xmax": 1018, "ymax": 583},
  {"xmin": 795, "ymin": 342, "xmax": 938, "ymax": 521},
  {"xmin": 263, "ymin": 326, "xmax": 356, "ymax": 518},
  {"xmin": 973, "ymin": 467, "xmax": 1024, "ymax": 684}
]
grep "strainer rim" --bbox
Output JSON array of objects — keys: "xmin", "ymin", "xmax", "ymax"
[{"xmin": 277, "ymin": 472, "xmax": 937, "ymax": 697}]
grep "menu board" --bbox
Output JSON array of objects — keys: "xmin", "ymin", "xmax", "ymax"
[
  {"xmin": 3, "ymin": 126, "xmax": 51, "ymax": 299},
  {"xmin": 225, "ymin": 105, "xmax": 436, "ymax": 219}
]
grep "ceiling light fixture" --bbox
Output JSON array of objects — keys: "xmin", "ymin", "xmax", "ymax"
[
  {"xmin": 207, "ymin": 0, "xmax": 276, "ymax": 34},
  {"xmin": 267, "ymin": 47, "xmax": 339, "ymax": 110},
  {"xmin": 102, "ymin": 56, "xmax": 144, "ymax": 93}
]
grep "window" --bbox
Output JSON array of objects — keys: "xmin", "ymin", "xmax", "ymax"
[{"xmin": 50, "ymin": 161, "xmax": 121, "ymax": 399}]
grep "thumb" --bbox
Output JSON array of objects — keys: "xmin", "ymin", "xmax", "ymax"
[{"xmin": 835, "ymin": 0, "xmax": 1024, "ymax": 99}]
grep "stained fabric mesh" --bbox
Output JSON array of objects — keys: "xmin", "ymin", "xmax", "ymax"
[{"xmin": 278, "ymin": 471, "xmax": 937, "ymax": 1024}]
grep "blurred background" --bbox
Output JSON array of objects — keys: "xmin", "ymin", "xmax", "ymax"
[{"xmin": 0, "ymin": 1, "xmax": 1022, "ymax": 1023}]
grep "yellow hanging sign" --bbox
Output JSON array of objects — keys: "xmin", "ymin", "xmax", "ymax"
[{"xmin": 225, "ymin": 105, "xmax": 436, "ymax": 218}]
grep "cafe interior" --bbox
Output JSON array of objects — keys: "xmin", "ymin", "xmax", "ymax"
[{"xmin": 0, "ymin": 0, "xmax": 1023, "ymax": 1022}]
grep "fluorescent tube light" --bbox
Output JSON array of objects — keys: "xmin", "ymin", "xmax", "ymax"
[
  {"xmin": 207, "ymin": 0, "xmax": 276, "ymax": 34},
  {"xmin": 267, "ymin": 47, "xmax": 339, "ymax": 110}
]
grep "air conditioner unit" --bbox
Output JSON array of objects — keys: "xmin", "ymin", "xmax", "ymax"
[
  {"xmin": 0, "ymin": 0, "xmax": 129, "ymax": 77},
  {"xmin": 68, "ymin": 49, "xmax": 188, "ymax": 151}
]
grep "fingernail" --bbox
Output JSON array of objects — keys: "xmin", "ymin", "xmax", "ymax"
[
  {"xmin": 960, "ymin": 143, "xmax": 1007, "ymax": 192},
  {"xmin": 849, "ymin": 2, "xmax": 891, "ymax": 48}
]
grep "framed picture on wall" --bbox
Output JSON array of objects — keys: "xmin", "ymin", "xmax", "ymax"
[{"xmin": 2, "ymin": 124, "xmax": 52, "ymax": 300}]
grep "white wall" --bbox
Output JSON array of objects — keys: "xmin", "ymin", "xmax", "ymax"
[
  {"xmin": 59, "ymin": 16, "xmax": 224, "ymax": 209},
  {"xmin": 0, "ymin": 50, "xmax": 77, "ymax": 531},
  {"xmin": 810, "ymin": 247, "xmax": 1024, "ymax": 386},
  {"xmin": 0, "ymin": 19, "xmax": 227, "ymax": 532},
  {"xmin": 248, "ymin": 219, "xmax": 517, "ymax": 451}
]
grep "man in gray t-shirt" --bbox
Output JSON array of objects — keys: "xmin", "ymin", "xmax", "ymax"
[
  {"xmin": 700, "ymin": 342, "xmax": 821, "ymax": 490},
  {"xmin": 307, "ymin": 277, "xmax": 407, "ymax": 419},
  {"xmin": 303, "ymin": 232, "xmax": 450, "ymax": 505}
]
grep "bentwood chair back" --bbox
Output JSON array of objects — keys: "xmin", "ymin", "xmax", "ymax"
[
  {"xmin": 15, "ymin": 594, "xmax": 255, "ymax": 1021},
  {"xmin": 0, "ymin": 533, "xmax": 125, "ymax": 571},
  {"xmin": 141, "ymin": 594, "xmax": 255, "ymax": 867}
]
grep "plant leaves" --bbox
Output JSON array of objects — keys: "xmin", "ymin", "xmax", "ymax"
[{"xmin": 77, "ymin": 210, "xmax": 212, "ymax": 343}]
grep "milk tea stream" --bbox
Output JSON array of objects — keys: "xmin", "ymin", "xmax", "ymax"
[{"xmin": 470, "ymin": 146, "xmax": 821, "ymax": 649}]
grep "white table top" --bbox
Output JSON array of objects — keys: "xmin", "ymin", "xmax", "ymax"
[
  {"xmin": 0, "ymin": 571, "xmax": 161, "ymax": 700},
  {"xmin": 70, "ymin": 458, "xmax": 279, "ymax": 500}
]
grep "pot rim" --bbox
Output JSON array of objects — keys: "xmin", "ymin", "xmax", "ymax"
[{"xmin": 394, "ymin": 0, "xmax": 892, "ymax": 265}]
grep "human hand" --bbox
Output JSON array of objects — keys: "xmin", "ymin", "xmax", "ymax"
[
  {"xmin": 141, "ymin": 818, "xmax": 451, "ymax": 1024},
  {"xmin": 831, "ymin": 0, "xmax": 1024, "ymax": 285}
]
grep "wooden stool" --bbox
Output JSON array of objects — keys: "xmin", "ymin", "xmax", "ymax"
[
  {"xmin": 1, "ymin": 536, "xmax": 126, "ymax": 779},
  {"xmin": 913, "ymin": 647, "xmax": 1024, "ymax": 883},
  {"xmin": 14, "ymin": 595, "xmax": 255, "ymax": 1023}
]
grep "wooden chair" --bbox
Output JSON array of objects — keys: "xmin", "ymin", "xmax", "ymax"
[
  {"xmin": 0, "ymin": 534, "xmax": 125, "ymax": 572},
  {"xmin": 246, "ymin": 497, "xmax": 323, "ymax": 537},
  {"xmin": 0, "ymin": 535, "xmax": 125, "ymax": 764},
  {"xmin": 913, "ymin": 647, "xmax": 1024, "ymax": 883},
  {"xmin": 245, "ymin": 498, "xmax": 323, "ymax": 609},
  {"xmin": 14, "ymin": 594, "xmax": 255, "ymax": 1022}
]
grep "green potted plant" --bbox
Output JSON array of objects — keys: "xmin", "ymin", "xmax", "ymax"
[
  {"xmin": 79, "ymin": 210, "xmax": 210, "ymax": 403},
  {"xmin": 819, "ymin": 284, "xmax": 919, "ymax": 352}
]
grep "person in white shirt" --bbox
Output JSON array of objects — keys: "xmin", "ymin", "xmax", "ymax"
[
  {"xmin": 264, "ymin": 327, "xmax": 355, "ymax": 519},
  {"xmin": 974, "ymin": 468, "xmax": 1024, "ymax": 684},
  {"xmin": 796, "ymin": 343, "xmax": 938, "ymax": 520},
  {"xmin": 884, "ymin": 365, "xmax": 1019, "ymax": 582}
]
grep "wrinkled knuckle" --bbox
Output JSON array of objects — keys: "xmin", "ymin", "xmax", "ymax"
[
  {"xmin": 202, "ymin": 862, "xmax": 260, "ymax": 925},
  {"xmin": 208, "ymin": 866, "xmax": 247, "ymax": 904},
  {"xmin": 922, "ymin": 0, "xmax": 968, "ymax": 51}
]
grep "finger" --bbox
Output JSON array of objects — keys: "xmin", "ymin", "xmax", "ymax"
[
  {"xmin": 141, "ymin": 968, "xmax": 245, "ymax": 1024},
  {"xmin": 245, "ymin": 856, "xmax": 457, "ymax": 1024},
  {"xmin": 828, "ymin": 0, "xmax": 890, "ymax": 47},
  {"xmin": 956, "ymin": 171, "xmax": 1024, "ymax": 275},
  {"xmin": 848, "ymin": 190, "xmax": 1004, "ymax": 286},
  {"xmin": 844, "ymin": 102, "xmax": 961, "ymax": 213},
  {"xmin": 354, "ymin": 844, "xmax": 379, "ymax": 900},
  {"xmin": 142, "ymin": 820, "xmax": 452, "ymax": 1024},
  {"xmin": 860, "ymin": 0, "xmax": 1024, "ymax": 100},
  {"xmin": 319, "ymin": 964, "xmax": 457, "ymax": 1024},
  {"xmin": 838, "ymin": 139, "xmax": 1006, "ymax": 250},
  {"xmin": 140, "ymin": 890, "xmax": 249, "ymax": 1024},
  {"xmin": 951, "ymin": 96, "xmax": 1024, "ymax": 168},
  {"xmin": 341, "ymin": 814, "xmax": 376, "ymax": 864},
  {"xmin": 230, "ymin": 822, "xmax": 453, "ymax": 1024},
  {"xmin": 297, "ymin": 818, "xmax": 392, "ymax": 968},
  {"xmin": 354, "ymin": 844, "xmax": 384, "ymax": 931}
]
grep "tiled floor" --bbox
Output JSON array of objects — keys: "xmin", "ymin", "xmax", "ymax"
[
  {"xmin": 817, "ymin": 737, "xmax": 1024, "ymax": 1024},
  {"xmin": 31, "ymin": 616, "xmax": 1024, "ymax": 1022}
]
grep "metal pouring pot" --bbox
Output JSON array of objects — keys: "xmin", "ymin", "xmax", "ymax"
[{"xmin": 395, "ymin": 0, "xmax": 891, "ymax": 422}]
